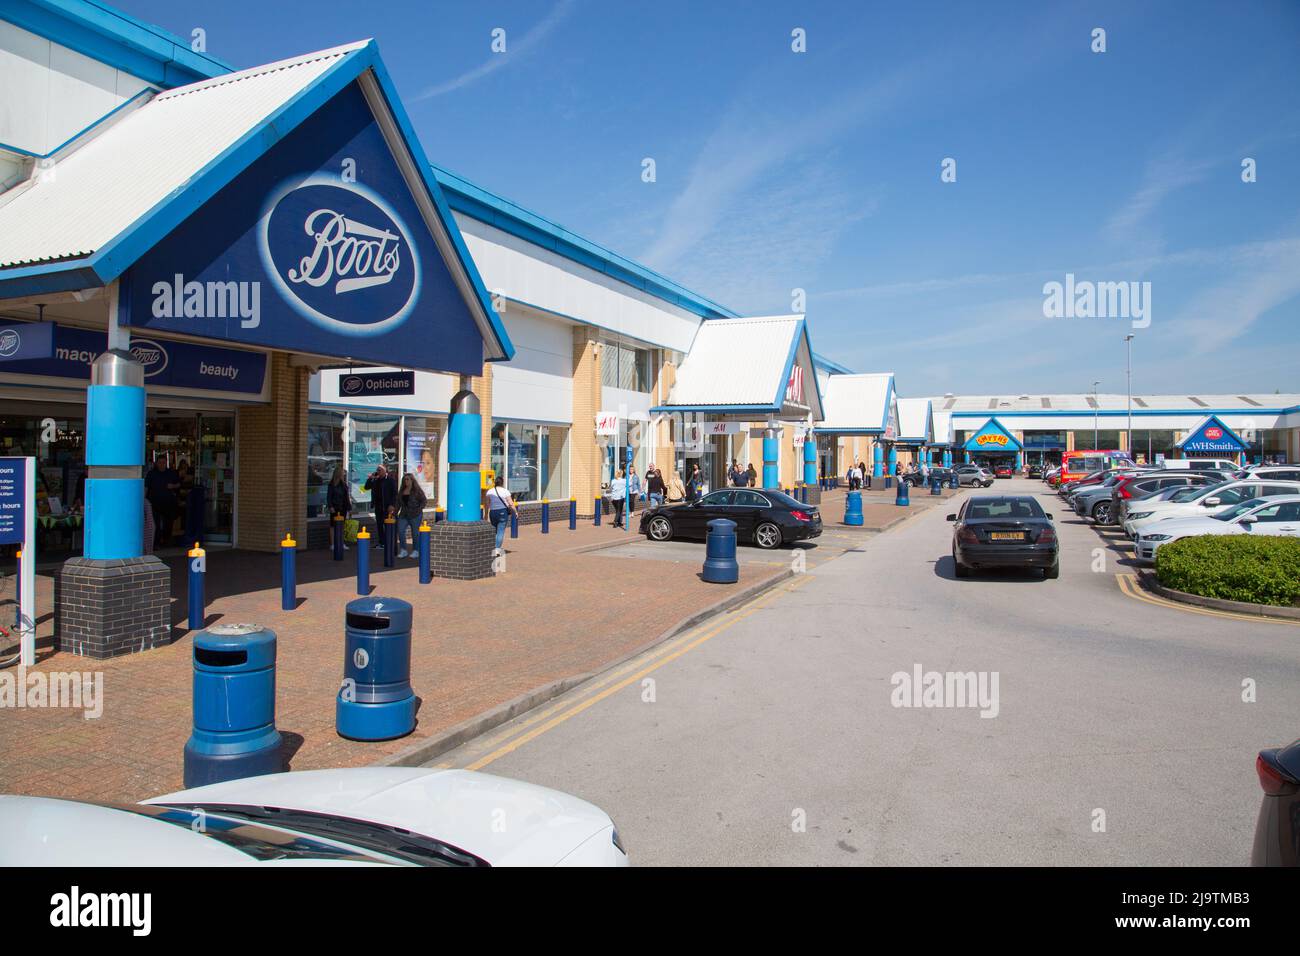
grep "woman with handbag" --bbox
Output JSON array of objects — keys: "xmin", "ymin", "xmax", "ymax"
[
  {"xmin": 395, "ymin": 472, "xmax": 427, "ymax": 559},
  {"xmin": 327, "ymin": 465, "xmax": 352, "ymax": 551},
  {"xmin": 486, "ymin": 475, "xmax": 518, "ymax": 555}
]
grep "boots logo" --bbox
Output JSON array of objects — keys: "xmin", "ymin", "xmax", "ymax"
[
  {"xmin": 128, "ymin": 339, "xmax": 168, "ymax": 377},
  {"xmin": 0, "ymin": 328, "xmax": 20, "ymax": 358},
  {"xmin": 260, "ymin": 178, "xmax": 421, "ymax": 337}
]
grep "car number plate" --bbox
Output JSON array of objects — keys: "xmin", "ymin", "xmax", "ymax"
[{"xmin": 989, "ymin": 532, "xmax": 1025, "ymax": 541}]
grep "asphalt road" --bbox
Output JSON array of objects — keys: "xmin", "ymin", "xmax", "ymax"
[{"xmin": 431, "ymin": 478, "xmax": 1300, "ymax": 866}]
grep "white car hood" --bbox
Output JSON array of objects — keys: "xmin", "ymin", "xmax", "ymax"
[
  {"xmin": 147, "ymin": 767, "xmax": 616, "ymax": 867},
  {"xmin": 1138, "ymin": 516, "xmax": 1234, "ymax": 536}
]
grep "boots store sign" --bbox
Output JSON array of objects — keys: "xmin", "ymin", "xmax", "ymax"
[{"xmin": 124, "ymin": 84, "xmax": 485, "ymax": 377}]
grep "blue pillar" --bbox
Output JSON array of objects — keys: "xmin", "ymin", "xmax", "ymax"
[
  {"xmin": 1015, "ymin": 451, "xmax": 1023, "ymax": 470},
  {"xmin": 447, "ymin": 389, "xmax": 481, "ymax": 523},
  {"xmin": 802, "ymin": 435, "xmax": 817, "ymax": 489},
  {"xmin": 85, "ymin": 350, "xmax": 145, "ymax": 560},
  {"xmin": 872, "ymin": 442, "xmax": 883, "ymax": 478},
  {"xmin": 762, "ymin": 425, "xmax": 779, "ymax": 490},
  {"xmin": 887, "ymin": 445, "xmax": 897, "ymax": 474}
]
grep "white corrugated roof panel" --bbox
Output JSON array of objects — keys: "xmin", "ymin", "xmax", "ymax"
[
  {"xmin": 819, "ymin": 373, "xmax": 893, "ymax": 431},
  {"xmin": 896, "ymin": 397, "xmax": 932, "ymax": 440},
  {"xmin": 930, "ymin": 393, "xmax": 1300, "ymax": 413},
  {"xmin": 0, "ymin": 43, "xmax": 365, "ymax": 270},
  {"xmin": 663, "ymin": 315, "xmax": 802, "ymax": 408},
  {"xmin": 932, "ymin": 409, "xmax": 954, "ymax": 444}
]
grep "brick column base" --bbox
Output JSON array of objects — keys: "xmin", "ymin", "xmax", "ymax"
[
  {"xmin": 428, "ymin": 521, "xmax": 495, "ymax": 580},
  {"xmin": 805, "ymin": 486, "xmax": 823, "ymax": 506},
  {"xmin": 55, "ymin": 556, "xmax": 172, "ymax": 659}
]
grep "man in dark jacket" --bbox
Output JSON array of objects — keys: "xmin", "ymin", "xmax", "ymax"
[{"xmin": 363, "ymin": 464, "xmax": 397, "ymax": 548}]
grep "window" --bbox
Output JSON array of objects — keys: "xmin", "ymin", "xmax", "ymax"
[
  {"xmin": 490, "ymin": 421, "xmax": 569, "ymax": 503},
  {"xmin": 403, "ymin": 417, "xmax": 441, "ymax": 503},
  {"xmin": 699, "ymin": 490, "xmax": 734, "ymax": 506},
  {"xmin": 307, "ymin": 410, "xmax": 345, "ymax": 519},
  {"xmin": 600, "ymin": 340, "xmax": 653, "ymax": 392},
  {"xmin": 734, "ymin": 491, "xmax": 769, "ymax": 507},
  {"xmin": 348, "ymin": 414, "xmax": 400, "ymax": 505}
]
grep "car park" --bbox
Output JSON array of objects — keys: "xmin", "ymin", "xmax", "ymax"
[
  {"xmin": 993, "ymin": 463, "xmax": 1014, "ymax": 479},
  {"xmin": 1234, "ymin": 464, "xmax": 1300, "ymax": 482},
  {"xmin": 639, "ymin": 487, "xmax": 821, "ymax": 549},
  {"xmin": 1070, "ymin": 470, "xmax": 1155, "ymax": 523},
  {"xmin": 1156, "ymin": 458, "xmax": 1242, "ymax": 472},
  {"xmin": 1123, "ymin": 479, "xmax": 1300, "ymax": 538},
  {"xmin": 954, "ymin": 464, "xmax": 994, "ymax": 488},
  {"xmin": 1133, "ymin": 496, "xmax": 1300, "ymax": 563},
  {"xmin": 0, "ymin": 767, "xmax": 630, "ymax": 867},
  {"xmin": 1252, "ymin": 737, "xmax": 1300, "ymax": 866},
  {"xmin": 948, "ymin": 495, "xmax": 1059, "ymax": 579},
  {"xmin": 1111, "ymin": 471, "xmax": 1222, "ymax": 525}
]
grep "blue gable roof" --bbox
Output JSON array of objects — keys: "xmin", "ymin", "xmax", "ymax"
[
  {"xmin": 964, "ymin": 417, "xmax": 1022, "ymax": 452},
  {"xmin": 1176, "ymin": 415, "xmax": 1247, "ymax": 454}
]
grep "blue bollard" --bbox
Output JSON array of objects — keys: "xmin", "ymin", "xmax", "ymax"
[
  {"xmin": 13, "ymin": 548, "xmax": 21, "ymax": 629},
  {"xmin": 337, "ymin": 596, "xmax": 416, "ymax": 741},
  {"xmin": 844, "ymin": 490, "xmax": 864, "ymax": 526},
  {"xmin": 510, "ymin": 510, "xmax": 518, "ymax": 539},
  {"xmin": 383, "ymin": 517, "xmax": 396, "ymax": 568},
  {"xmin": 331, "ymin": 515, "xmax": 344, "ymax": 561},
  {"xmin": 594, "ymin": 496, "xmax": 602, "ymax": 527},
  {"xmin": 702, "ymin": 518, "xmax": 739, "ymax": 583},
  {"xmin": 930, "ymin": 475, "xmax": 942, "ymax": 496},
  {"xmin": 541, "ymin": 499, "xmax": 550, "ymax": 534},
  {"xmin": 187, "ymin": 543, "xmax": 205, "ymax": 631},
  {"xmin": 280, "ymin": 534, "xmax": 296, "ymax": 610},
  {"xmin": 884, "ymin": 474, "xmax": 893, "ymax": 489},
  {"xmin": 418, "ymin": 522, "xmax": 431, "ymax": 585},
  {"xmin": 896, "ymin": 478, "xmax": 910, "ymax": 507},
  {"xmin": 435, "ymin": 507, "xmax": 445, "ymax": 523},
  {"xmin": 356, "ymin": 529, "xmax": 371, "ymax": 594},
  {"xmin": 183, "ymin": 623, "xmax": 283, "ymax": 788},
  {"xmin": 569, "ymin": 497, "xmax": 577, "ymax": 530}
]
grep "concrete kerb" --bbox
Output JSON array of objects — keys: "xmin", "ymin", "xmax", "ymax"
[
  {"xmin": 1135, "ymin": 569, "xmax": 1300, "ymax": 622},
  {"xmin": 373, "ymin": 567, "xmax": 796, "ymax": 768}
]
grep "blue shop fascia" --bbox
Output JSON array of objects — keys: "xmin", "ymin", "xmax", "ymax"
[{"xmin": 0, "ymin": 7, "xmax": 514, "ymax": 657}]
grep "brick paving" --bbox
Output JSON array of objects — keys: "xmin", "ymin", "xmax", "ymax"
[{"xmin": 0, "ymin": 517, "xmax": 780, "ymax": 803}]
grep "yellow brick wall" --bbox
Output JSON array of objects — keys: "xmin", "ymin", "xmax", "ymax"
[
  {"xmin": 570, "ymin": 328, "xmax": 601, "ymax": 509},
  {"xmin": 236, "ymin": 352, "xmax": 308, "ymax": 552}
]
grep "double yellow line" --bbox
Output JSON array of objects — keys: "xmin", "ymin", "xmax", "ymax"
[
  {"xmin": 447, "ymin": 574, "xmax": 812, "ymax": 771},
  {"xmin": 1114, "ymin": 572, "xmax": 1300, "ymax": 627}
]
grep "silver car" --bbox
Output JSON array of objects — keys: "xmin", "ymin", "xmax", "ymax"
[{"xmin": 954, "ymin": 465, "xmax": 994, "ymax": 488}]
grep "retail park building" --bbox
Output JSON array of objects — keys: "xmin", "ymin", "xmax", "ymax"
[{"xmin": 0, "ymin": 1, "xmax": 1298, "ymax": 657}]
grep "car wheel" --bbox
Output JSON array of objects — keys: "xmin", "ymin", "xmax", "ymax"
[
  {"xmin": 983, "ymin": 480, "xmax": 993, "ymax": 488},
  {"xmin": 1043, "ymin": 561, "xmax": 1060, "ymax": 580},
  {"xmin": 1091, "ymin": 501, "xmax": 1111, "ymax": 524},
  {"xmin": 953, "ymin": 547, "xmax": 970, "ymax": 578},
  {"xmin": 646, "ymin": 516, "xmax": 673, "ymax": 542},
  {"xmin": 754, "ymin": 522, "xmax": 782, "ymax": 550}
]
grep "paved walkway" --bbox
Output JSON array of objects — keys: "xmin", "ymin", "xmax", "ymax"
[{"xmin": 0, "ymin": 516, "xmax": 781, "ymax": 803}]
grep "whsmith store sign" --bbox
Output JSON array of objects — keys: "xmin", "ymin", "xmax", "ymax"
[{"xmin": 124, "ymin": 85, "xmax": 487, "ymax": 377}]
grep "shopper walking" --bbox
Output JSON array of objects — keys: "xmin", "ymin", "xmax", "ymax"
[
  {"xmin": 144, "ymin": 457, "xmax": 180, "ymax": 548},
  {"xmin": 666, "ymin": 469, "xmax": 685, "ymax": 503},
  {"xmin": 395, "ymin": 473, "xmax": 427, "ymax": 558},
  {"xmin": 729, "ymin": 459, "xmax": 745, "ymax": 487},
  {"xmin": 627, "ymin": 465, "xmax": 641, "ymax": 515},
  {"xmin": 609, "ymin": 469, "xmax": 628, "ymax": 529},
  {"xmin": 745, "ymin": 463, "xmax": 757, "ymax": 487},
  {"xmin": 646, "ymin": 464, "xmax": 666, "ymax": 507},
  {"xmin": 685, "ymin": 464, "xmax": 703, "ymax": 502},
  {"xmin": 486, "ymin": 475, "xmax": 518, "ymax": 554},
  {"xmin": 363, "ymin": 463, "xmax": 397, "ymax": 548},
  {"xmin": 861, "ymin": 460, "xmax": 871, "ymax": 489},
  {"xmin": 327, "ymin": 465, "xmax": 352, "ymax": 551}
]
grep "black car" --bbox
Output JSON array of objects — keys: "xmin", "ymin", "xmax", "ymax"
[
  {"xmin": 948, "ymin": 495, "xmax": 1059, "ymax": 579},
  {"xmin": 639, "ymin": 488, "xmax": 821, "ymax": 549},
  {"xmin": 1028, "ymin": 464, "xmax": 1043, "ymax": 478},
  {"xmin": 1252, "ymin": 739, "xmax": 1300, "ymax": 866}
]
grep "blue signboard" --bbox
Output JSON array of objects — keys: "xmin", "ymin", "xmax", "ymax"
[
  {"xmin": 124, "ymin": 82, "xmax": 485, "ymax": 377},
  {"xmin": 0, "ymin": 322, "xmax": 54, "ymax": 363},
  {"xmin": 963, "ymin": 418, "xmax": 1023, "ymax": 452},
  {"xmin": 1, "ymin": 324, "xmax": 266, "ymax": 395},
  {"xmin": 339, "ymin": 370, "xmax": 414, "ymax": 397},
  {"xmin": 1178, "ymin": 416, "xmax": 1246, "ymax": 454},
  {"xmin": 0, "ymin": 457, "xmax": 26, "ymax": 546}
]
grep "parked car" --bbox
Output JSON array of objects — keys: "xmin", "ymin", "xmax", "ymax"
[
  {"xmin": 1111, "ymin": 471, "xmax": 1222, "ymax": 525},
  {"xmin": 948, "ymin": 495, "xmax": 1059, "ymax": 579},
  {"xmin": 1027, "ymin": 463, "xmax": 1043, "ymax": 478},
  {"xmin": 1156, "ymin": 458, "xmax": 1242, "ymax": 472},
  {"xmin": 0, "ymin": 768, "xmax": 629, "ymax": 867},
  {"xmin": 954, "ymin": 464, "xmax": 994, "ymax": 488},
  {"xmin": 1252, "ymin": 737, "xmax": 1300, "ymax": 866},
  {"xmin": 1134, "ymin": 496, "xmax": 1300, "ymax": 563},
  {"xmin": 1234, "ymin": 465, "xmax": 1300, "ymax": 482},
  {"xmin": 1043, "ymin": 466, "xmax": 1062, "ymax": 485},
  {"xmin": 993, "ymin": 463, "xmax": 1014, "ymax": 479},
  {"xmin": 1070, "ymin": 470, "xmax": 1153, "ymax": 523},
  {"xmin": 639, "ymin": 487, "xmax": 821, "ymax": 549},
  {"xmin": 1123, "ymin": 479, "xmax": 1300, "ymax": 538}
]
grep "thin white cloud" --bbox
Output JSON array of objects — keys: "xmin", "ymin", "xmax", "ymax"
[{"xmin": 414, "ymin": 0, "xmax": 577, "ymax": 101}]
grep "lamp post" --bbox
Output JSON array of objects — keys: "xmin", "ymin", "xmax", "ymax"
[
  {"xmin": 1124, "ymin": 334, "xmax": 1135, "ymax": 457},
  {"xmin": 1092, "ymin": 380, "xmax": 1100, "ymax": 452}
]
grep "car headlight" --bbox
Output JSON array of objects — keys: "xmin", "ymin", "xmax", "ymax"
[
  {"xmin": 1128, "ymin": 512, "xmax": 1153, "ymax": 520},
  {"xmin": 1143, "ymin": 534, "xmax": 1172, "ymax": 542}
]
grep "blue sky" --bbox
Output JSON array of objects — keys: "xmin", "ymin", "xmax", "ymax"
[{"xmin": 126, "ymin": 0, "xmax": 1300, "ymax": 397}]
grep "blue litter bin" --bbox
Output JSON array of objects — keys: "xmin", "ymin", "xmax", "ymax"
[
  {"xmin": 844, "ymin": 490, "xmax": 864, "ymax": 526},
  {"xmin": 896, "ymin": 477, "xmax": 910, "ymax": 506},
  {"xmin": 336, "ymin": 596, "xmax": 416, "ymax": 741},
  {"xmin": 183, "ymin": 623, "xmax": 283, "ymax": 788},
  {"xmin": 702, "ymin": 518, "xmax": 739, "ymax": 583},
  {"xmin": 930, "ymin": 475, "xmax": 942, "ymax": 496},
  {"xmin": 949, "ymin": 471, "xmax": 959, "ymax": 490}
]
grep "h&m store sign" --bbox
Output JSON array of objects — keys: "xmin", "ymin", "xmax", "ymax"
[{"xmin": 125, "ymin": 84, "xmax": 484, "ymax": 377}]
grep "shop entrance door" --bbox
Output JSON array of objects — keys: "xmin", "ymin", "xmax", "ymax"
[{"xmin": 146, "ymin": 411, "xmax": 235, "ymax": 544}]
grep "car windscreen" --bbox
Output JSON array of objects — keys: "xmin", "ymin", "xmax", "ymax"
[
  {"xmin": 965, "ymin": 498, "xmax": 1045, "ymax": 520},
  {"xmin": 1213, "ymin": 499, "xmax": 1261, "ymax": 522},
  {"xmin": 1168, "ymin": 487, "xmax": 1203, "ymax": 502},
  {"xmin": 765, "ymin": 490, "xmax": 803, "ymax": 508}
]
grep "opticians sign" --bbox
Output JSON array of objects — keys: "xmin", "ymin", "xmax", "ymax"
[
  {"xmin": 338, "ymin": 370, "xmax": 414, "ymax": 397},
  {"xmin": 125, "ymin": 83, "xmax": 485, "ymax": 377}
]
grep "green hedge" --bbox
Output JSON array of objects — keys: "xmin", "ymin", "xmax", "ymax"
[{"xmin": 1154, "ymin": 535, "xmax": 1300, "ymax": 607}]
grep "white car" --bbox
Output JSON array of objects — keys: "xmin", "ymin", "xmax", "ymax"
[
  {"xmin": 1134, "ymin": 496, "xmax": 1300, "ymax": 563},
  {"xmin": 1122, "ymin": 479, "xmax": 1300, "ymax": 538},
  {"xmin": 1155, "ymin": 458, "xmax": 1241, "ymax": 472},
  {"xmin": 0, "ymin": 768, "xmax": 629, "ymax": 867}
]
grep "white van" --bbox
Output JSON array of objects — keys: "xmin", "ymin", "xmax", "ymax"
[{"xmin": 1156, "ymin": 458, "xmax": 1239, "ymax": 472}]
